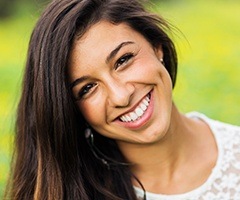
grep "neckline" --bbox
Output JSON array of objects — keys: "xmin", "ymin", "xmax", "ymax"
[{"xmin": 134, "ymin": 112, "xmax": 223, "ymax": 199}]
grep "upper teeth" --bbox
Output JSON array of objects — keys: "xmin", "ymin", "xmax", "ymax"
[{"xmin": 119, "ymin": 95, "xmax": 150, "ymax": 122}]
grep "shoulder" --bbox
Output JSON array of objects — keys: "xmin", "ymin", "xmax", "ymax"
[
  {"xmin": 186, "ymin": 112, "xmax": 240, "ymax": 171},
  {"xmin": 186, "ymin": 111, "xmax": 240, "ymax": 135},
  {"xmin": 186, "ymin": 112, "xmax": 240, "ymax": 173},
  {"xmin": 186, "ymin": 112, "xmax": 240, "ymax": 199}
]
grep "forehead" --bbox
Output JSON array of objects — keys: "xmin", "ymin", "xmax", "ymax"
[
  {"xmin": 71, "ymin": 21, "xmax": 145, "ymax": 55},
  {"xmin": 68, "ymin": 21, "xmax": 150, "ymax": 78},
  {"xmin": 73, "ymin": 21, "xmax": 139, "ymax": 50}
]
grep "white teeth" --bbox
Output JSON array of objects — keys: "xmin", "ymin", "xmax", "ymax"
[
  {"xmin": 130, "ymin": 112, "xmax": 138, "ymax": 121},
  {"xmin": 119, "ymin": 94, "xmax": 151, "ymax": 122},
  {"xmin": 121, "ymin": 116, "xmax": 127, "ymax": 122},
  {"xmin": 140, "ymin": 103, "xmax": 147, "ymax": 111},
  {"xmin": 143, "ymin": 99, "xmax": 149, "ymax": 106},
  {"xmin": 126, "ymin": 116, "xmax": 131, "ymax": 121},
  {"xmin": 135, "ymin": 108, "xmax": 144, "ymax": 116}
]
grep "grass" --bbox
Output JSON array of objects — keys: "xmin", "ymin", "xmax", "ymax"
[
  {"xmin": 0, "ymin": 4, "xmax": 38, "ymax": 196},
  {"xmin": 154, "ymin": 0, "xmax": 240, "ymax": 125},
  {"xmin": 0, "ymin": 0, "xmax": 240, "ymax": 197}
]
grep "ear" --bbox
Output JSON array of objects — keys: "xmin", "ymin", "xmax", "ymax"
[{"xmin": 154, "ymin": 45, "xmax": 164, "ymax": 62}]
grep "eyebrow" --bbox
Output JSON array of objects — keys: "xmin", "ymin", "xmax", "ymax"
[
  {"xmin": 69, "ymin": 75, "xmax": 90, "ymax": 90},
  {"xmin": 69, "ymin": 41, "xmax": 134, "ymax": 90},
  {"xmin": 106, "ymin": 41, "xmax": 134, "ymax": 63}
]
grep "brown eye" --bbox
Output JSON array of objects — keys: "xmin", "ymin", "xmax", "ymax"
[
  {"xmin": 77, "ymin": 83, "xmax": 97, "ymax": 99},
  {"xmin": 115, "ymin": 53, "xmax": 134, "ymax": 70}
]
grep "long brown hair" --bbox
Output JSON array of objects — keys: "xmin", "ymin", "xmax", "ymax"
[{"xmin": 5, "ymin": 0, "xmax": 177, "ymax": 199}]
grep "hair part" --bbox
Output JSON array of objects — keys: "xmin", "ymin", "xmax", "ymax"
[{"xmin": 5, "ymin": 0, "xmax": 177, "ymax": 199}]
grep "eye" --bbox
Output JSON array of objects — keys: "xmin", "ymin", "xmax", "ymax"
[
  {"xmin": 115, "ymin": 53, "xmax": 134, "ymax": 70},
  {"xmin": 77, "ymin": 83, "xmax": 97, "ymax": 100}
]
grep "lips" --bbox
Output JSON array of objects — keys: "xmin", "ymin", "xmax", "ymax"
[{"xmin": 119, "ymin": 93, "xmax": 150, "ymax": 122}]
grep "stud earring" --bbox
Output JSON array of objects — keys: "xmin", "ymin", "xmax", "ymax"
[{"xmin": 160, "ymin": 58, "xmax": 164, "ymax": 65}]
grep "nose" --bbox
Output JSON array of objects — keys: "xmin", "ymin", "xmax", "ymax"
[{"xmin": 106, "ymin": 78, "xmax": 134, "ymax": 108}]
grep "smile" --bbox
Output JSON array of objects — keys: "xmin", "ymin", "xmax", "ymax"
[{"xmin": 119, "ymin": 93, "xmax": 150, "ymax": 122}]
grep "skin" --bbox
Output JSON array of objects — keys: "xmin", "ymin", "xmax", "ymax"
[{"xmin": 68, "ymin": 21, "xmax": 218, "ymax": 194}]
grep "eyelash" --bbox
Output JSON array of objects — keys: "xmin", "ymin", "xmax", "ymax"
[
  {"xmin": 75, "ymin": 53, "xmax": 134, "ymax": 100},
  {"xmin": 77, "ymin": 83, "xmax": 97, "ymax": 100},
  {"xmin": 115, "ymin": 53, "xmax": 134, "ymax": 70}
]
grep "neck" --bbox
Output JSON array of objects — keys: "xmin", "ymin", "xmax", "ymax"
[
  {"xmin": 117, "ymin": 104, "xmax": 217, "ymax": 194},
  {"xmin": 118, "ymin": 104, "xmax": 190, "ymax": 169}
]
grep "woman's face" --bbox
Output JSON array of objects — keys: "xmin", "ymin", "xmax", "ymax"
[{"xmin": 68, "ymin": 21, "xmax": 173, "ymax": 145}]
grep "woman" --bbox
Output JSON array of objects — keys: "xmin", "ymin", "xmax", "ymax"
[{"xmin": 5, "ymin": 0, "xmax": 240, "ymax": 199}]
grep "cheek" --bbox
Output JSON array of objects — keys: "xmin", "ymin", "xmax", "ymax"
[
  {"xmin": 77, "ymin": 98, "xmax": 106, "ymax": 126},
  {"xmin": 144, "ymin": 56, "xmax": 173, "ymax": 87},
  {"xmin": 134, "ymin": 57, "xmax": 170, "ymax": 83},
  {"xmin": 135, "ymin": 49, "xmax": 164, "ymax": 76}
]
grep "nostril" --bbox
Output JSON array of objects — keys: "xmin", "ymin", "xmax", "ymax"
[
  {"xmin": 107, "ymin": 81, "xmax": 134, "ymax": 108},
  {"xmin": 108, "ymin": 91, "xmax": 132, "ymax": 108}
]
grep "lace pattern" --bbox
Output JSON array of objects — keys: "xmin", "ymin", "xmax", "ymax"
[{"xmin": 135, "ymin": 112, "xmax": 240, "ymax": 200}]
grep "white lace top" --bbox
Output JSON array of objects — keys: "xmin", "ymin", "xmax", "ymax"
[{"xmin": 135, "ymin": 112, "xmax": 240, "ymax": 200}]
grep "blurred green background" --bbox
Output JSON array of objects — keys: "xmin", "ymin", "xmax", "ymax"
[{"xmin": 0, "ymin": 0, "xmax": 239, "ymax": 197}]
